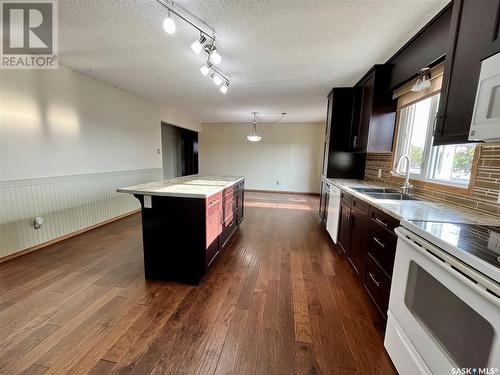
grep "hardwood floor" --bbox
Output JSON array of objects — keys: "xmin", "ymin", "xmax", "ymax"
[{"xmin": 0, "ymin": 192, "xmax": 396, "ymax": 375}]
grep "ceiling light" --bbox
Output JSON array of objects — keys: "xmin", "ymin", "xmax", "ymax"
[
  {"xmin": 220, "ymin": 81, "xmax": 229, "ymax": 94},
  {"xmin": 411, "ymin": 68, "xmax": 431, "ymax": 92},
  {"xmin": 247, "ymin": 113, "xmax": 262, "ymax": 142},
  {"xmin": 210, "ymin": 50, "xmax": 222, "ymax": 65},
  {"xmin": 191, "ymin": 35, "xmax": 206, "ymax": 54},
  {"xmin": 205, "ymin": 44, "xmax": 222, "ymax": 65},
  {"xmin": 211, "ymin": 73, "xmax": 222, "ymax": 86},
  {"xmin": 200, "ymin": 63, "xmax": 212, "ymax": 76},
  {"xmin": 163, "ymin": 13, "xmax": 176, "ymax": 34}
]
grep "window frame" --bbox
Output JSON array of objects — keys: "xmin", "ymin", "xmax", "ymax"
[{"xmin": 391, "ymin": 95, "xmax": 480, "ymax": 195}]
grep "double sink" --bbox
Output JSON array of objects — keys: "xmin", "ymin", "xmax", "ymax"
[{"xmin": 350, "ymin": 187, "xmax": 419, "ymax": 201}]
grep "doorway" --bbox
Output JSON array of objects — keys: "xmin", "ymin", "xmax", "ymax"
[{"xmin": 161, "ymin": 123, "xmax": 199, "ymax": 179}]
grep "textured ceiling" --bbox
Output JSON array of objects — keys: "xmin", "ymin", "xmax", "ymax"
[{"xmin": 59, "ymin": 0, "xmax": 449, "ymax": 123}]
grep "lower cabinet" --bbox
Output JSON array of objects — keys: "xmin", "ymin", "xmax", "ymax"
[
  {"xmin": 336, "ymin": 188, "xmax": 399, "ymax": 319},
  {"xmin": 347, "ymin": 205, "xmax": 369, "ymax": 277},
  {"xmin": 338, "ymin": 199, "xmax": 351, "ymax": 255}
]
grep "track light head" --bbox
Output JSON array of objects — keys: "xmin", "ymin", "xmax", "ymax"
[
  {"xmin": 205, "ymin": 44, "xmax": 222, "ymax": 65},
  {"xmin": 200, "ymin": 63, "xmax": 212, "ymax": 76},
  {"xmin": 191, "ymin": 35, "xmax": 207, "ymax": 54},
  {"xmin": 211, "ymin": 72, "xmax": 222, "ymax": 86},
  {"xmin": 220, "ymin": 81, "xmax": 229, "ymax": 94},
  {"xmin": 163, "ymin": 15, "xmax": 176, "ymax": 34}
]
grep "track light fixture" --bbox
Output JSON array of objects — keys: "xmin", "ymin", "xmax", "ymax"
[
  {"xmin": 204, "ymin": 44, "xmax": 222, "ymax": 65},
  {"xmin": 220, "ymin": 81, "xmax": 229, "ymax": 94},
  {"xmin": 191, "ymin": 34, "xmax": 206, "ymax": 54},
  {"xmin": 211, "ymin": 72, "xmax": 222, "ymax": 86},
  {"xmin": 156, "ymin": 0, "xmax": 231, "ymax": 94},
  {"xmin": 162, "ymin": 9, "xmax": 176, "ymax": 34},
  {"xmin": 200, "ymin": 62, "xmax": 212, "ymax": 76}
]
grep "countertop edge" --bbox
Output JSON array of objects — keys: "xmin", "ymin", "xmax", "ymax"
[{"xmin": 117, "ymin": 176, "xmax": 245, "ymax": 198}]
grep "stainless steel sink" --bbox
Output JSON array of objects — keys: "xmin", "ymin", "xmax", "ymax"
[
  {"xmin": 365, "ymin": 192, "xmax": 419, "ymax": 201},
  {"xmin": 351, "ymin": 187, "xmax": 398, "ymax": 194}
]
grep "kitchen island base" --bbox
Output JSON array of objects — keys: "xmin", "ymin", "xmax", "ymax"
[{"xmin": 128, "ymin": 177, "xmax": 244, "ymax": 284}]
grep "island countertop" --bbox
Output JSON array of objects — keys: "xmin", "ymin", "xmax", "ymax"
[{"xmin": 117, "ymin": 175, "xmax": 245, "ymax": 198}]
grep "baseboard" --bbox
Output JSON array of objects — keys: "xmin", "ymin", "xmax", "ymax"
[
  {"xmin": 245, "ymin": 189, "xmax": 319, "ymax": 196},
  {"xmin": 0, "ymin": 209, "xmax": 141, "ymax": 264}
]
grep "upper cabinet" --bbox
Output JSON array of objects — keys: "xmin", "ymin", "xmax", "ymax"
[
  {"xmin": 352, "ymin": 65, "xmax": 397, "ymax": 152},
  {"xmin": 434, "ymin": 0, "xmax": 500, "ymax": 146}
]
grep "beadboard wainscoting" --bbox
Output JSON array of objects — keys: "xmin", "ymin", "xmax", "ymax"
[
  {"xmin": 365, "ymin": 143, "xmax": 500, "ymax": 217},
  {"xmin": 0, "ymin": 168, "xmax": 161, "ymax": 259}
]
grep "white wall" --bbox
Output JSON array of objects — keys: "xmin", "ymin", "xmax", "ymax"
[
  {"xmin": 0, "ymin": 66, "xmax": 164, "ymax": 181},
  {"xmin": 0, "ymin": 65, "xmax": 200, "ymax": 258},
  {"xmin": 199, "ymin": 122, "xmax": 325, "ymax": 193}
]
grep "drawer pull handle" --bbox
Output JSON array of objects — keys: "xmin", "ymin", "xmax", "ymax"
[
  {"xmin": 373, "ymin": 237, "xmax": 386, "ymax": 248},
  {"xmin": 369, "ymin": 272, "xmax": 381, "ymax": 287},
  {"xmin": 374, "ymin": 217, "xmax": 388, "ymax": 227}
]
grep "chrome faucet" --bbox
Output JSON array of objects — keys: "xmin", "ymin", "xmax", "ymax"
[{"xmin": 391, "ymin": 155, "xmax": 413, "ymax": 195}]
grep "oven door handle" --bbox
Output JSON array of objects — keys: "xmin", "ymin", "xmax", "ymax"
[{"xmin": 395, "ymin": 227, "xmax": 500, "ymax": 307}]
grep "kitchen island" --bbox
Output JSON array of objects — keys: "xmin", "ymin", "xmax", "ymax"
[{"xmin": 118, "ymin": 175, "xmax": 244, "ymax": 284}]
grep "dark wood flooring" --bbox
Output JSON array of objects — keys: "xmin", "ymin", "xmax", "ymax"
[{"xmin": 0, "ymin": 192, "xmax": 396, "ymax": 374}]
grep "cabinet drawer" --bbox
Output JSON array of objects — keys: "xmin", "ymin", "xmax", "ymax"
[
  {"xmin": 364, "ymin": 254, "xmax": 391, "ymax": 318},
  {"xmin": 220, "ymin": 216, "xmax": 237, "ymax": 248},
  {"xmin": 340, "ymin": 190, "xmax": 352, "ymax": 205},
  {"xmin": 369, "ymin": 205, "xmax": 399, "ymax": 232},
  {"xmin": 352, "ymin": 197, "xmax": 369, "ymax": 214},
  {"xmin": 368, "ymin": 222, "xmax": 397, "ymax": 276}
]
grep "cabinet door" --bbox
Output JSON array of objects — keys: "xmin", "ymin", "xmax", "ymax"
[
  {"xmin": 355, "ymin": 73, "xmax": 374, "ymax": 151},
  {"xmin": 319, "ymin": 181, "xmax": 327, "ymax": 222},
  {"xmin": 434, "ymin": 0, "xmax": 500, "ymax": 145},
  {"xmin": 338, "ymin": 202, "xmax": 351, "ymax": 255},
  {"xmin": 348, "ymin": 206, "xmax": 369, "ymax": 277},
  {"xmin": 322, "ymin": 93, "xmax": 333, "ymax": 176},
  {"xmin": 485, "ymin": 2, "xmax": 500, "ymax": 57}
]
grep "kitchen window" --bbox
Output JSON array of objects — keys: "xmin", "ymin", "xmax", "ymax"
[{"xmin": 392, "ymin": 66, "xmax": 477, "ymax": 188}]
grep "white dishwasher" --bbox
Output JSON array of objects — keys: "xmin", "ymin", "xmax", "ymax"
[{"xmin": 326, "ymin": 183, "xmax": 341, "ymax": 243}]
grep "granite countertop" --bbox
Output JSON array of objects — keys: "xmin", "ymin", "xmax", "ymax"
[
  {"xmin": 117, "ymin": 175, "xmax": 244, "ymax": 198},
  {"xmin": 325, "ymin": 178, "xmax": 500, "ymax": 226}
]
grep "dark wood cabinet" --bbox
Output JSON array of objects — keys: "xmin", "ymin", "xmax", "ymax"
[
  {"xmin": 335, "ymin": 189, "xmax": 400, "ymax": 318},
  {"xmin": 135, "ymin": 179, "xmax": 244, "ymax": 285},
  {"xmin": 348, "ymin": 206, "xmax": 369, "ymax": 277},
  {"xmin": 434, "ymin": 0, "xmax": 500, "ymax": 145},
  {"xmin": 319, "ymin": 180, "xmax": 327, "ymax": 223},
  {"xmin": 321, "ymin": 88, "xmax": 367, "ymax": 180},
  {"xmin": 352, "ymin": 65, "xmax": 397, "ymax": 152},
  {"xmin": 338, "ymin": 200, "xmax": 351, "ymax": 256}
]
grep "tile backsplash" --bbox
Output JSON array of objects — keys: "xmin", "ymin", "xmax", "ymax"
[{"xmin": 364, "ymin": 144, "xmax": 500, "ymax": 218}]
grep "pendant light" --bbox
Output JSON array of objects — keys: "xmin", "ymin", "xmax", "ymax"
[{"xmin": 246, "ymin": 113, "xmax": 262, "ymax": 142}]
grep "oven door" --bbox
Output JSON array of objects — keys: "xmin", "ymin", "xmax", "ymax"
[{"xmin": 385, "ymin": 227, "xmax": 500, "ymax": 374}]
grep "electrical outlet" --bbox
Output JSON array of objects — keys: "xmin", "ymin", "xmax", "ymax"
[
  {"xmin": 276, "ymin": 180, "xmax": 280, "ymax": 186},
  {"xmin": 378, "ymin": 169, "xmax": 382, "ymax": 178},
  {"xmin": 34, "ymin": 216, "xmax": 44, "ymax": 230},
  {"xmin": 157, "ymin": 148, "xmax": 161, "ymax": 155}
]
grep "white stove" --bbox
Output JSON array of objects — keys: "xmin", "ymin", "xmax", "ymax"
[{"xmin": 384, "ymin": 220, "xmax": 500, "ymax": 374}]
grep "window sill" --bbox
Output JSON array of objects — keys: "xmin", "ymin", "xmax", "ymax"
[{"xmin": 390, "ymin": 175, "xmax": 473, "ymax": 195}]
